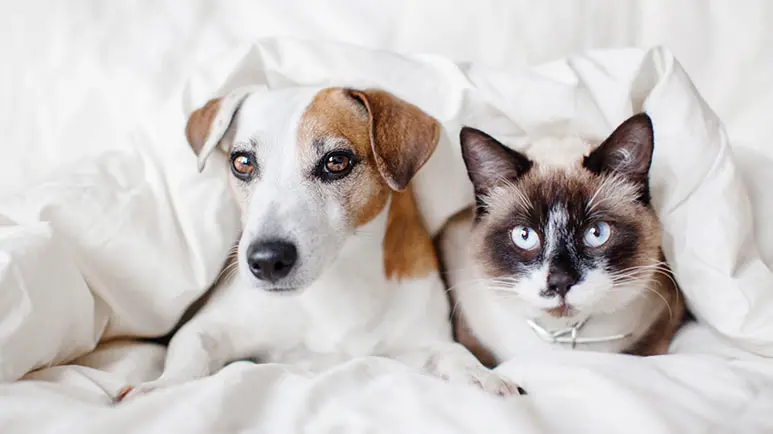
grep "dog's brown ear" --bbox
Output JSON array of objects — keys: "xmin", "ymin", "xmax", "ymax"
[
  {"xmin": 186, "ymin": 98, "xmax": 221, "ymax": 156},
  {"xmin": 184, "ymin": 86, "xmax": 262, "ymax": 172},
  {"xmin": 349, "ymin": 89, "xmax": 440, "ymax": 191}
]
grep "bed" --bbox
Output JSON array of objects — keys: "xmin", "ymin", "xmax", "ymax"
[{"xmin": 2, "ymin": 2, "xmax": 773, "ymax": 433}]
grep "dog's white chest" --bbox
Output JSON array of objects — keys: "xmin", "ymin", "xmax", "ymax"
[
  {"xmin": 213, "ymin": 281, "xmax": 388, "ymax": 363},
  {"xmin": 209, "ymin": 266, "xmax": 447, "ymax": 367},
  {"xmin": 298, "ymin": 280, "xmax": 390, "ymax": 356}
]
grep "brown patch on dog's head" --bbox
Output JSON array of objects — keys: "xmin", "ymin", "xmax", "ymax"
[
  {"xmin": 296, "ymin": 88, "xmax": 389, "ymax": 227},
  {"xmin": 296, "ymin": 88, "xmax": 440, "ymax": 228},
  {"xmin": 296, "ymin": 88, "xmax": 441, "ymax": 281},
  {"xmin": 348, "ymin": 89, "xmax": 440, "ymax": 192}
]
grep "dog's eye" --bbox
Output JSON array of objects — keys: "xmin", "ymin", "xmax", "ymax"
[
  {"xmin": 315, "ymin": 150, "xmax": 356, "ymax": 181},
  {"xmin": 230, "ymin": 152, "xmax": 256, "ymax": 181},
  {"xmin": 325, "ymin": 154, "xmax": 351, "ymax": 173}
]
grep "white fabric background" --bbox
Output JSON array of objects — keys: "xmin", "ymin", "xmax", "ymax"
[
  {"xmin": 3, "ymin": 0, "xmax": 773, "ymax": 195},
  {"xmin": 1, "ymin": 1, "xmax": 772, "ymax": 433}
]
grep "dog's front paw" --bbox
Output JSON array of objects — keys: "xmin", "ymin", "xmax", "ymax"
[
  {"xmin": 426, "ymin": 358, "xmax": 522, "ymax": 397},
  {"xmin": 449, "ymin": 365, "xmax": 522, "ymax": 396}
]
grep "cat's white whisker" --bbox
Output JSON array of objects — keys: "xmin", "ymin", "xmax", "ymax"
[
  {"xmin": 444, "ymin": 277, "xmax": 519, "ymax": 295},
  {"xmin": 604, "ymin": 279, "xmax": 675, "ymax": 323}
]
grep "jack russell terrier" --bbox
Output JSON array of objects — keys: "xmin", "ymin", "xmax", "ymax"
[{"xmin": 116, "ymin": 86, "xmax": 520, "ymax": 401}]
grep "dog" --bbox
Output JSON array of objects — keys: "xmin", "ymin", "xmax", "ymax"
[{"xmin": 116, "ymin": 86, "xmax": 519, "ymax": 401}]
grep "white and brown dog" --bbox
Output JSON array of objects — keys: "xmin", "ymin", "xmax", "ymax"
[{"xmin": 116, "ymin": 86, "xmax": 519, "ymax": 401}]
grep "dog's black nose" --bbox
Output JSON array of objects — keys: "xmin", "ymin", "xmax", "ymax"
[
  {"xmin": 545, "ymin": 271, "xmax": 578, "ymax": 297},
  {"xmin": 247, "ymin": 241, "xmax": 298, "ymax": 282}
]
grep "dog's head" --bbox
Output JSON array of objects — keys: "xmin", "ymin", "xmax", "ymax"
[{"xmin": 186, "ymin": 87, "xmax": 439, "ymax": 292}]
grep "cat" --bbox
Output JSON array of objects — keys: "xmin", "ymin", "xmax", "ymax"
[{"xmin": 439, "ymin": 113, "xmax": 685, "ymax": 367}]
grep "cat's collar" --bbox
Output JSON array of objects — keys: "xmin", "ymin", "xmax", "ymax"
[{"xmin": 526, "ymin": 317, "xmax": 632, "ymax": 349}]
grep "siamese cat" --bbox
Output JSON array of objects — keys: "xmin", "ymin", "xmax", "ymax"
[{"xmin": 441, "ymin": 113, "xmax": 685, "ymax": 367}]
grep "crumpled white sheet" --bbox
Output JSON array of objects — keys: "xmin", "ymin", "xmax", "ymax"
[
  {"xmin": 2, "ymin": 1, "xmax": 773, "ymax": 430},
  {"xmin": 1, "ymin": 38, "xmax": 772, "ymax": 434},
  {"xmin": 3, "ymin": 324, "xmax": 772, "ymax": 433}
]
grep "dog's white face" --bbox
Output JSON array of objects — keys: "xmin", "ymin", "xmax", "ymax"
[
  {"xmin": 186, "ymin": 87, "xmax": 439, "ymax": 292},
  {"xmin": 228, "ymin": 88, "xmax": 385, "ymax": 291}
]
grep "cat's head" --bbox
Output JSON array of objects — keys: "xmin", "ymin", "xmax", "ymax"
[{"xmin": 459, "ymin": 114, "xmax": 662, "ymax": 319}]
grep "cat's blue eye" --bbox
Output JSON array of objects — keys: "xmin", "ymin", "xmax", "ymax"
[
  {"xmin": 510, "ymin": 225, "xmax": 540, "ymax": 251},
  {"xmin": 584, "ymin": 222, "xmax": 611, "ymax": 247}
]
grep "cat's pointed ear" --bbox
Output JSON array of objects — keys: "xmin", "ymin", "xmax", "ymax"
[
  {"xmin": 583, "ymin": 113, "xmax": 654, "ymax": 200},
  {"xmin": 460, "ymin": 127, "xmax": 533, "ymax": 195}
]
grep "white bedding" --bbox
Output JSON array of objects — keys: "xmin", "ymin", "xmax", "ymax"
[{"xmin": 2, "ymin": 2, "xmax": 773, "ymax": 433}]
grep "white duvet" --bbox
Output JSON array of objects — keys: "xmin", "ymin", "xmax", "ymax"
[{"xmin": 2, "ymin": 2, "xmax": 773, "ymax": 433}]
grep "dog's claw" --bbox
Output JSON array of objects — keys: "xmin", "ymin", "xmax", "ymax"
[
  {"xmin": 472, "ymin": 369, "xmax": 522, "ymax": 397},
  {"xmin": 113, "ymin": 382, "xmax": 163, "ymax": 403},
  {"xmin": 113, "ymin": 385, "xmax": 134, "ymax": 404}
]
